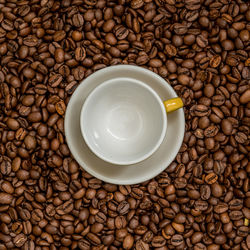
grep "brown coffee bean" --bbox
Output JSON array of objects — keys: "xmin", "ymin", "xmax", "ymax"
[
  {"xmin": 221, "ymin": 119, "xmax": 233, "ymax": 135},
  {"xmin": 214, "ymin": 203, "xmax": 228, "ymax": 214},
  {"xmin": 72, "ymin": 31, "xmax": 83, "ymax": 41},
  {"xmin": 196, "ymin": 34, "xmax": 208, "ymax": 48},
  {"xmin": 23, "ymin": 240, "xmax": 35, "ymax": 250},
  {"xmin": 75, "ymin": 47, "xmax": 86, "ymax": 61},
  {"xmin": 115, "ymin": 25, "xmax": 129, "ymax": 40},
  {"xmin": 172, "ymin": 222, "xmax": 184, "ymax": 233},
  {"xmin": 211, "ymin": 183, "xmax": 223, "ymax": 198},
  {"xmin": 240, "ymin": 89, "xmax": 250, "ymax": 104},
  {"xmin": 195, "ymin": 200, "xmax": 208, "ymax": 211},
  {"xmin": 6, "ymin": 118, "xmax": 19, "ymax": 130},
  {"xmin": 53, "ymin": 30, "xmax": 66, "ymax": 41},
  {"xmin": 55, "ymin": 48, "xmax": 64, "ymax": 63},
  {"xmin": 221, "ymin": 39, "xmax": 234, "ymax": 50},
  {"xmin": 24, "ymin": 135, "xmax": 36, "ymax": 150},
  {"xmin": 135, "ymin": 239, "xmax": 149, "ymax": 250},
  {"xmin": 204, "ymin": 125, "xmax": 219, "ymax": 137},
  {"xmin": 0, "ymin": 192, "xmax": 13, "ymax": 204},
  {"xmin": 229, "ymin": 199, "xmax": 243, "ymax": 210},
  {"xmin": 178, "ymin": 74, "xmax": 190, "ymax": 85},
  {"xmin": 49, "ymin": 74, "xmax": 63, "ymax": 87},
  {"xmin": 200, "ymin": 185, "xmax": 211, "ymax": 200},
  {"xmin": 105, "ymin": 33, "xmax": 117, "ymax": 45},
  {"xmin": 151, "ymin": 236, "xmax": 166, "ymax": 247},
  {"xmin": 210, "ymin": 55, "xmax": 221, "ymax": 68},
  {"xmin": 171, "ymin": 234, "xmax": 184, "ymax": 246},
  {"xmin": 14, "ymin": 234, "xmax": 27, "ymax": 247},
  {"xmin": 79, "ymin": 208, "xmax": 89, "ymax": 221},
  {"xmin": 27, "ymin": 112, "xmax": 42, "ymax": 122},
  {"xmin": 31, "ymin": 209, "xmax": 43, "ymax": 222},
  {"xmin": 165, "ymin": 44, "xmax": 177, "ymax": 57},
  {"xmin": 23, "ymin": 36, "xmax": 38, "ymax": 47},
  {"xmin": 205, "ymin": 173, "xmax": 218, "ymax": 184},
  {"xmin": 55, "ymin": 100, "xmax": 66, "ymax": 116},
  {"xmin": 123, "ymin": 234, "xmax": 134, "ymax": 249},
  {"xmin": 16, "ymin": 169, "xmax": 30, "ymax": 180},
  {"xmin": 0, "ymin": 161, "xmax": 11, "ymax": 175},
  {"xmin": 72, "ymin": 14, "xmax": 84, "ymax": 27}
]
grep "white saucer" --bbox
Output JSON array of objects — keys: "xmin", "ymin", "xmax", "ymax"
[{"xmin": 65, "ymin": 65, "xmax": 185, "ymax": 185}]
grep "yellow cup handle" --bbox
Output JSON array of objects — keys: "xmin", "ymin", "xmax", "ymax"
[{"xmin": 164, "ymin": 97, "xmax": 183, "ymax": 113}]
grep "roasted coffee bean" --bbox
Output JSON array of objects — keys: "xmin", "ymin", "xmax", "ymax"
[
  {"xmin": 23, "ymin": 36, "xmax": 38, "ymax": 47},
  {"xmin": 123, "ymin": 234, "xmax": 134, "ymax": 249},
  {"xmin": 0, "ymin": 192, "xmax": 13, "ymax": 204},
  {"xmin": 14, "ymin": 234, "xmax": 27, "ymax": 247},
  {"xmin": 200, "ymin": 185, "xmax": 211, "ymax": 200},
  {"xmin": 49, "ymin": 74, "xmax": 63, "ymax": 87},
  {"xmin": 53, "ymin": 30, "xmax": 66, "ymax": 41},
  {"xmin": 0, "ymin": 161, "xmax": 11, "ymax": 175},
  {"xmin": 54, "ymin": 48, "xmax": 64, "ymax": 63},
  {"xmin": 205, "ymin": 173, "xmax": 218, "ymax": 184},
  {"xmin": 135, "ymin": 239, "xmax": 149, "ymax": 250},
  {"xmin": 214, "ymin": 203, "xmax": 228, "ymax": 214},
  {"xmin": 75, "ymin": 47, "xmax": 86, "ymax": 61},
  {"xmin": 171, "ymin": 234, "xmax": 184, "ymax": 246}
]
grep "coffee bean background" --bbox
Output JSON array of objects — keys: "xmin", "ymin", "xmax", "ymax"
[{"xmin": 0, "ymin": 0, "xmax": 249, "ymax": 249}]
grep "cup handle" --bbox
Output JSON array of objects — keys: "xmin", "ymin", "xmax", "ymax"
[{"xmin": 164, "ymin": 97, "xmax": 183, "ymax": 113}]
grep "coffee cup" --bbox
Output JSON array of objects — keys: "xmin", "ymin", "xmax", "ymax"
[{"xmin": 80, "ymin": 77, "xmax": 183, "ymax": 165}]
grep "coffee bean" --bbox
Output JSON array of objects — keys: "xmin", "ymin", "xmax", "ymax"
[
  {"xmin": 210, "ymin": 55, "xmax": 221, "ymax": 68},
  {"xmin": 172, "ymin": 222, "xmax": 184, "ymax": 233},
  {"xmin": 135, "ymin": 239, "xmax": 149, "ymax": 250},
  {"xmin": 0, "ymin": 192, "xmax": 13, "ymax": 204},
  {"xmin": 214, "ymin": 203, "xmax": 228, "ymax": 214},
  {"xmin": 78, "ymin": 239, "xmax": 90, "ymax": 249},
  {"xmin": 171, "ymin": 234, "xmax": 184, "ymax": 246},
  {"xmin": 221, "ymin": 119, "xmax": 233, "ymax": 135},
  {"xmin": 151, "ymin": 236, "xmax": 166, "ymax": 247},
  {"xmin": 200, "ymin": 185, "xmax": 211, "ymax": 200},
  {"xmin": 55, "ymin": 100, "xmax": 66, "ymax": 116},
  {"xmin": 23, "ymin": 36, "xmax": 38, "ymax": 47},
  {"xmin": 72, "ymin": 14, "xmax": 84, "ymax": 27},
  {"xmin": 75, "ymin": 47, "xmax": 86, "ymax": 61},
  {"xmin": 54, "ymin": 48, "xmax": 64, "ymax": 63},
  {"xmin": 6, "ymin": 118, "xmax": 19, "ymax": 130},
  {"xmin": 196, "ymin": 34, "xmax": 208, "ymax": 48},
  {"xmin": 165, "ymin": 44, "xmax": 177, "ymax": 57},
  {"xmin": 49, "ymin": 74, "xmax": 63, "ymax": 87},
  {"xmin": 14, "ymin": 234, "xmax": 27, "ymax": 247},
  {"xmin": 0, "ymin": 160, "xmax": 11, "ymax": 175},
  {"xmin": 205, "ymin": 173, "xmax": 218, "ymax": 184},
  {"xmin": 31, "ymin": 209, "xmax": 43, "ymax": 222},
  {"xmin": 23, "ymin": 240, "xmax": 35, "ymax": 250},
  {"xmin": 123, "ymin": 234, "xmax": 134, "ymax": 249},
  {"xmin": 195, "ymin": 200, "xmax": 208, "ymax": 211},
  {"xmin": 229, "ymin": 199, "xmax": 243, "ymax": 210},
  {"xmin": 240, "ymin": 89, "xmax": 250, "ymax": 104},
  {"xmin": 53, "ymin": 30, "xmax": 66, "ymax": 41},
  {"xmin": 115, "ymin": 25, "xmax": 129, "ymax": 40},
  {"xmin": 237, "ymin": 226, "xmax": 249, "ymax": 237}
]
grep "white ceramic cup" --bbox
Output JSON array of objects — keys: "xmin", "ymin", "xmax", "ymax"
[{"xmin": 80, "ymin": 76, "xmax": 183, "ymax": 165}]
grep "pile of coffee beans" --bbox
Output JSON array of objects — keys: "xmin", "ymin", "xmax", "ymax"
[{"xmin": 0, "ymin": 0, "xmax": 249, "ymax": 249}]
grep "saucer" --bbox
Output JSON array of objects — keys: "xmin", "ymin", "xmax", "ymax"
[{"xmin": 65, "ymin": 65, "xmax": 185, "ymax": 185}]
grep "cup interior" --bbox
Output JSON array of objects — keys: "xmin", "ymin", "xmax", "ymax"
[{"xmin": 80, "ymin": 77, "xmax": 167, "ymax": 165}]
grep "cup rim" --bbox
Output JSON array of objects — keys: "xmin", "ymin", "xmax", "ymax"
[{"xmin": 80, "ymin": 77, "xmax": 167, "ymax": 165}]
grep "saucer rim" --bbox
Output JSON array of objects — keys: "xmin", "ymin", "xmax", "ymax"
[{"xmin": 65, "ymin": 65, "xmax": 185, "ymax": 185}]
